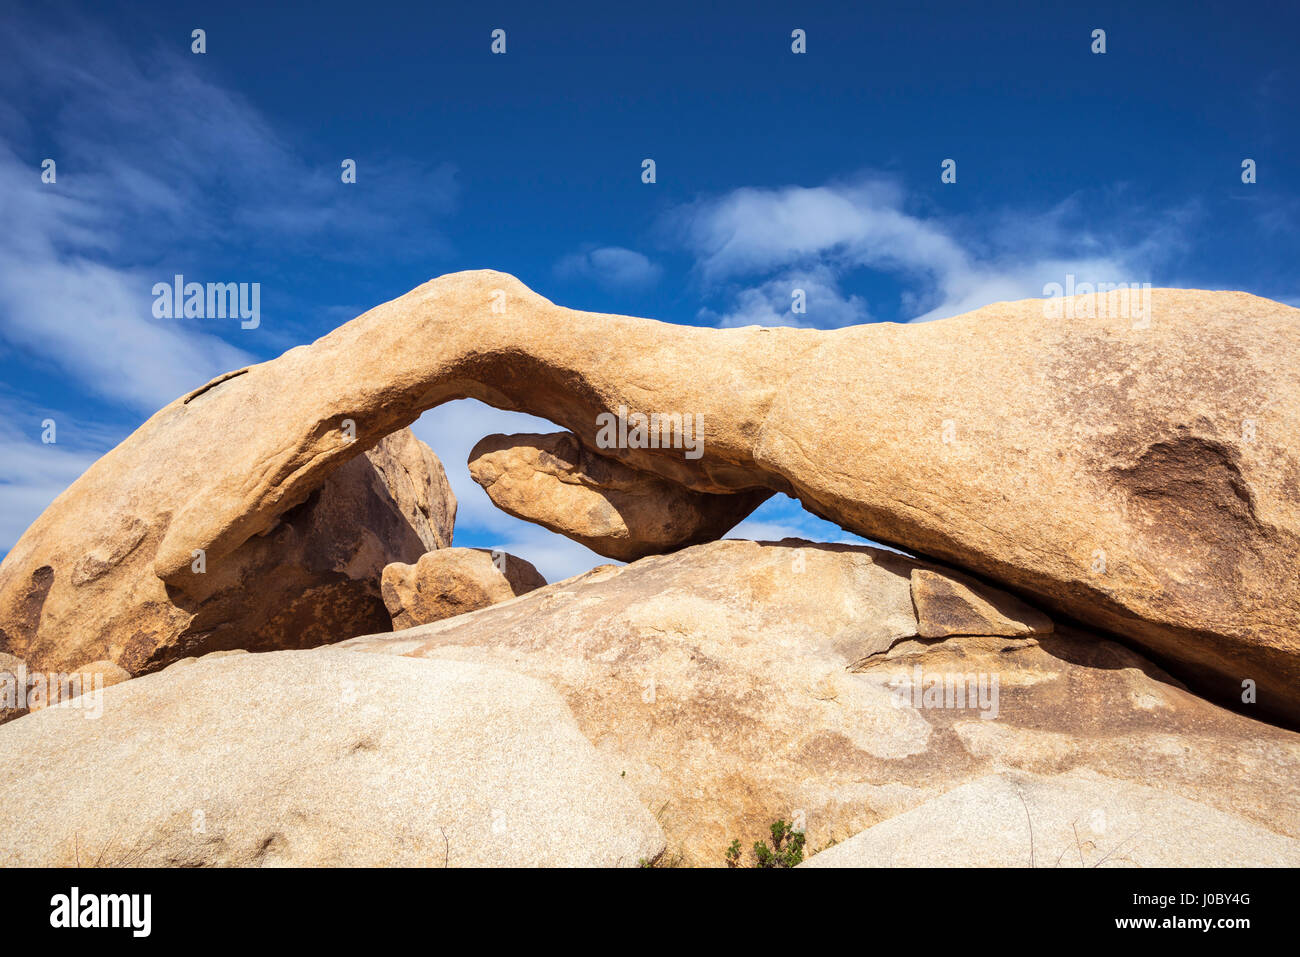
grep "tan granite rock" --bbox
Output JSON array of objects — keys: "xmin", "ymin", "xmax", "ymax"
[
  {"xmin": 801, "ymin": 769, "xmax": 1300, "ymax": 867},
  {"xmin": 381, "ymin": 547, "xmax": 546, "ymax": 629},
  {"xmin": 0, "ymin": 428, "xmax": 455, "ymax": 676},
  {"xmin": 338, "ymin": 539, "xmax": 1300, "ymax": 866},
  {"xmin": 468, "ymin": 432, "xmax": 770, "ymax": 561},
  {"xmin": 0, "ymin": 649, "xmax": 665, "ymax": 867},
  {"xmin": 2, "ymin": 272, "xmax": 1297, "ymax": 720},
  {"xmin": 911, "ymin": 568, "xmax": 1053, "ymax": 638}
]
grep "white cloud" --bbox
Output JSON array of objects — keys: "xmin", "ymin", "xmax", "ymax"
[
  {"xmin": 0, "ymin": 193, "xmax": 258, "ymax": 411},
  {"xmin": 0, "ymin": 14, "xmax": 461, "ymax": 551},
  {"xmin": 0, "ymin": 16, "xmax": 457, "ymax": 413},
  {"xmin": 0, "ymin": 410, "xmax": 104, "ymax": 551},
  {"xmin": 697, "ymin": 264, "xmax": 871, "ymax": 328},
  {"xmin": 670, "ymin": 178, "xmax": 968, "ymax": 285},
  {"xmin": 668, "ymin": 175, "xmax": 1194, "ymax": 326},
  {"xmin": 555, "ymin": 246, "xmax": 662, "ymax": 290}
]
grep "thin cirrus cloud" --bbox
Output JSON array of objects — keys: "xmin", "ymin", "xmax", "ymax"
[
  {"xmin": 0, "ymin": 403, "xmax": 114, "ymax": 551},
  {"xmin": 0, "ymin": 14, "xmax": 457, "ymax": 415},
  {"xmin": 665, "ymin": 175, "xmax": 1196, "ymax": 327}
]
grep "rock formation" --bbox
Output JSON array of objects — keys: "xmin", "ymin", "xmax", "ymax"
[
  {"xmin": 0, "ymin": 649, "xmax": 665, "ymax": 867},
  {"xmin": 1, "ymin": 271, "xmax": 1298, "ymax": 723},
  {"xmin": 468, "ymin": 432, "xmax": 770, "ymax": 560},
  {"xmin": 0, "ymin": 653, "xmax": 28, "ymax": 724},
  {"xmin": 0, "ymin": 428, "xmax": 454, "ymax": 677},
  {"xmin": 381, "ymin": 547, "xmax": 546, "ymax": 629},
  {"xmin": 338, "ymin": 539, "xmax": 1300, "ymax": 866}
]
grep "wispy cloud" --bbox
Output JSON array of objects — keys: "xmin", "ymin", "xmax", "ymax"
[
  {"xmin": 696, "ymin": 264, "xmax": 870, "ymax": 328},
  {"xmin": 0, "ymin": 401, "xmax": 106, "ymax": 549},
  {"xmin": 0, "ymin": 13, "xmax": 457, "ymax": 413},
  {"xmin": 0, "ymin": 11, "xmax": 463, "ymax": 554},
  {"xmin": 667, "ymin": 174, "xmax": 1198, "ymax": 326},
  {"xmin": 555, "ymin": 245, "xmax": 662, "ymax": 290}
]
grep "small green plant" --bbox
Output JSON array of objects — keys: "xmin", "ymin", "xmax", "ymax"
[
  {"xmin": 724, "ymin": 839, "xmax": 742, "ymax": 867},
  {"xmin": 725, "ymin": 820, "xmax": 806, "ymax": 868}
]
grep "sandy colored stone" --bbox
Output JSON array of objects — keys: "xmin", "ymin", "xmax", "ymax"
[
  {"xmin": 911, "ymin": 568, "xmax": 1053, "ymax": 638},
  {"xmin": 0, "ymin": 652, "xmax": 27, "ymax": 724},
  {"xmin": 468, "ymin": 432, "xmax": 770, "ymax": 561},
  {"xmin": 364, "ymin": 427, "xmax": 457, "ymax": 552},
  {"xmin": 0, "ymin": 649, "xmax": 664, "ymax": 867},
  {"xmin": 2, "ymin": 271, "xmax": 1298, "ymax": 719},
  {"xmin": 338, "ymin": 539, "xmax": 1300, "ymax": 866},
  {"xmin": 1, "ymin": 655, "xmax": 130, "ymax": 724},
  {"xmin": 382, "ymin": 547, "xmax": 546, "ymax": 629},
  {"xmin": 0, "ymin": 428, "xmax": 454, "ymax": 676},
  {"xmin": 25, "ymin": 659, "xmax": 130, "ymax": 714},
  {"xmin": 74, "ymin": 659, "xmax": 131, "ymax": 686},
  {"xmin": 801, "ymin": 769, "xmax": 1300, "ymax": 867}
]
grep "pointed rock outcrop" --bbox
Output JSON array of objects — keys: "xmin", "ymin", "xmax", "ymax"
[
  {"xmin": 468, "ymin": 432, "xmax": 770, "ymax": 561},
  {"xmin": 911, "ymin": 569, "xmax": 1053, "ymax": 638}
]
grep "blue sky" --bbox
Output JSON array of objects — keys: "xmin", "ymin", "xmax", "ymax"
[{"xmin": 2, "ymin": 0, "xmax": 1297, "ymax": 580}]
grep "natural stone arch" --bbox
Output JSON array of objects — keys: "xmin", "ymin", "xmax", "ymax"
[{"xmin": 1, "ymin": 270, "xmax": 1299, "ymax": 724}]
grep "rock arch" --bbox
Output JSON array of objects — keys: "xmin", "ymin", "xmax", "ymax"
[{"xmin": 2, "ymin": 271, "xmax": 1299, "ymax": 723}]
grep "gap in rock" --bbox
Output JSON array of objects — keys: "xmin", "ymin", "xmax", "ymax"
[
  {"xmin": 410, "ymin": 398, "xmax": 613, "ymax": 584},
  {"xmin": 410, "ymin": 399, "xmax": 898, "ymax": 584}
]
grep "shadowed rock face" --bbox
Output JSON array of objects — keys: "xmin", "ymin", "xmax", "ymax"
[
  {"xmin": 0, "ymin": 270, "xmax": 1297, "ymax": 720},
  {"xmin": 0, "ymin": 428, "xmax": 454, "ymax": 676},
  {"xmin": 468, "ymin": 431, "xmax": 771, "ymax": 561},
  {"xmin": 911, "ymin": 569, "xmax": 1054, "ymax": 639}
]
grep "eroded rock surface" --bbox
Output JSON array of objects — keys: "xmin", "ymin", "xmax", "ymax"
[{"xmin": 468, "ymin": 432, "xmax": 770, "ymax": 561}]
